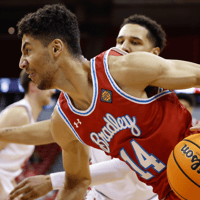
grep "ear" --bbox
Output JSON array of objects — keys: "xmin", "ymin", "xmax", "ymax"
[
  {"xmin": 151, "ymin": 47, "xmax": 160, "ymax": 55},
  {"xmin": 52, "ymin": 39, "xmax": 64, "ymax": 57}
]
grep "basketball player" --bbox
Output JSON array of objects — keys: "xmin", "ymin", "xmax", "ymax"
[
  {"xmin": 3, "ymin": 14, "xmax": 166, "ymax": 200},
  {"xmin": 0, "ymin": 69, "xmax": 55, "ymax": 199},
  {"xmin": 4, "ymin": 4, "xmax": 200, "ymax": 200}
]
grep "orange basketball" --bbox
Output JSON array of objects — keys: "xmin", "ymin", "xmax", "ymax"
[{"xmin": 167, "ymin": 134, "xmax": 200, "ymax": 200}]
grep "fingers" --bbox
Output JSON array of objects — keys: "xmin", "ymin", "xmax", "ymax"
[
  {"xmin": 9, "ymin": 188, "xmax": 38, "ymax": 200},
  {"xmin": 10, "ymin": 193, "xmax": 32, "ymax": 200},
  {"xmin": 190, "ymin": 127, "xmax": 200, "ymax": 131},
  {"xmin": 9, "ymin": 180, "xmax": 31, "ymax": 200}
]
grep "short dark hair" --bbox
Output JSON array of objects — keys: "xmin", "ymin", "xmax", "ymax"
[
  {"xmin": 17, "ymin": 4, "xmax": 82, "ymax": 57},
  {"xmin": 176, "ymin": 93, "xmax": 196, "ymax": 107},
  {"xmin": 20, "ymin": 69, "xmax": 31, "ymax": 94},
  {"xmin": 120, "ymin": 14, "xmax": 166, "ymax": 52}
]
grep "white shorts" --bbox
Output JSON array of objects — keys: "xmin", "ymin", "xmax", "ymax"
[
  {"xmin": 84, "ymin": 187, "xmax": 159, "ymax": 200},
  {"xmin": 149, "ymin": 195, "xmax": 159, "ymax": 200},
  {"xmin": 0, "ymin": 179, "xmax": 20, "ymax": 200},
  {"xmin": 0, "ymin": 182, "xmax": 9, "ymax": 200},
  {"xmin": 84, "ymin": 187, "xmax": 111, "ymax": 200}
]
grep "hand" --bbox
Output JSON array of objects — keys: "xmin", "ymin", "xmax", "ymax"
[
  {"xmin": 190, "ymin": 123, "xmax": 200, "ymax": 131},
  {"xmin": 9, "ymin": 175, "xmax": 53, "ymax": 200}
]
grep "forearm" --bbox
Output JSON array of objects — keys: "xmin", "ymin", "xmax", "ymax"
[
  {"xmin": 51, "ymin": 158, "xmax": 131, "ymax": 189},
  {"xmin": 0, "ymin": 120, "xmax": 55, "ymax": 145}
]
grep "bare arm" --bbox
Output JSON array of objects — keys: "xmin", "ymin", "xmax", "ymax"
[
  {"xmin": 51, "ymin": 107, "xmax": 91, "ymax": 200},
  {"xmin": 8, "ymin": 158, "xmax": 131, "ymax": 199},
  {"xmin": 0, "ymin": 106, "xmax": 31, "ymax": 150},
  {"xmin": 110, "ymin": 52, "xmax": 200, "ymax": 91},
  {"xmin": 0, "ymin": 119, "xmax": 55, "ymax": 145}
]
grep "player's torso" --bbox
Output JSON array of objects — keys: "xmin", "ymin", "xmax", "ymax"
[
  {"xmin": 0, "ymin": 99, "xmax": 35, "ymax": 172},
  {"xmin": 57, "ymin": 47, "xmax": 192, "ymax": 199}
]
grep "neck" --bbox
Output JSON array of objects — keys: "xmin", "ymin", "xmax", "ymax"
[
  {"xmin": 56, "ymin": 55, "xmax": 93, "ymax": 110},
  {"xmin": 24, "ymin": 95, "xmax": 43, "ymax": 121}
]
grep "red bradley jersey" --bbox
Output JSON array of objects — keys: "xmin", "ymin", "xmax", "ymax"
[{"xmin": 57, "ymin": 47, "xmax": 192, "ymax": 199}]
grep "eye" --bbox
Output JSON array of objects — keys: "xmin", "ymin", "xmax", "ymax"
[
  {"xmin": 26, "ymin": 48, "xmax": 31, "ymax": 54},
  {"xmin": 131, "ymin": 41, "xmax": 139, "ymax": 45},
  {"xmin": 117, "ymin": 39, "xmax": 124, "ymax": 45}
]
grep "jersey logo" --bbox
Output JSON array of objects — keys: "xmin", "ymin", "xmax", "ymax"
[
  {"xmin": 101, "ymin": 89, "xmax": 112, "ymax": 103},
  {"xmin": 90, "ymin": 113, "xmax": 141, "ymax": 153},
  {"xmin": 74, "ymin": 119, "xmax": 82, "ymax": 128}
]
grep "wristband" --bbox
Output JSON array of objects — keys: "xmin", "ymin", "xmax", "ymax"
[{"xmin": 50, "ymin": 171, "xmax": 65, "ymax": 190}]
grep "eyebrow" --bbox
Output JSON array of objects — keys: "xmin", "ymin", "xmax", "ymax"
[
  {"xmin": 117, "ymin": 36, "xmax": 142, "ymax": 41},
  {"xmin": 22, "ymin": 42, "xmax": 31, "ymax": 51}
]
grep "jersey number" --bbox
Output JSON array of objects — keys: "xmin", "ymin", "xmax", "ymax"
[{"xmin": 120, "ymin": 139, "xmax": 166, "ymax": 180}]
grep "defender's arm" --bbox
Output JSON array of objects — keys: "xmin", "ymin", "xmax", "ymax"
[
  {"xmin": 110, "ymin": 52, "xmax": 200, "ymax": 91},
  {"xmin": 0, "ymin": 119, "xmax": 54, "ymax": 145}
]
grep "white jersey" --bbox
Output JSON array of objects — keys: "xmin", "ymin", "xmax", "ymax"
[
  {"xmin": 90, "ymin": 147, "xmax": 158, "ymax": 200},
  {"xmin": 0, "ymin": 99, "xmax": 35, "ymax": 195}
]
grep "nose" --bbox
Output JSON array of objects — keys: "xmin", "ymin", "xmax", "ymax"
[
  {"xmin": 121, "ymin": 41, "xmax": 130, "ymax": 53},
  {"xmin": 19, "ymin": 56, "xmax": 28, "ymax": 69}
]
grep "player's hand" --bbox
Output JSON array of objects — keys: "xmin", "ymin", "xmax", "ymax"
[
  {"xmin": 9, "ymin": 175, "xmax": 53, "ymax": 200},
  {"xmin": 190, "ymin": 123, "xmax": 200, "ymax": 132}
]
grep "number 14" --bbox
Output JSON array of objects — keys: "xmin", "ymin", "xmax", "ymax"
[{"xmin": 120, "ymin": 139, "xmax": 166, "ymax": 180}]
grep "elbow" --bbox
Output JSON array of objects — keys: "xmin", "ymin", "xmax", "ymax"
[
  {"xmin": 64, "ymin": 174, "xmax": 91, "ymax": 190},
  {"xmin": 80, "ymin": 174, "xmax": 91, "ymax": 189},
  {"xmin": 82, "ymin": 177, "xmax": 91, "ymax": 189}
]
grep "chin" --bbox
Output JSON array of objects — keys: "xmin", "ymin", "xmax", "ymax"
[{"xmin": 37, "ymin": 82, "xmax": 52, "ymax": 90}]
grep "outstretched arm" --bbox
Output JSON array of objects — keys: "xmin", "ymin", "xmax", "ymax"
[
  {"xmin": 9, "ymin": 107, "xmax": 91, "ymax": 200},
  {"xmin": 0, "ymin": 119, "xmax": 55, "ymax": 145},
  {"xmin": 8, "ymin": 158, "xmax": 131, "ymax": 199},
  {"xmin": 109, "ymin": 52, "xmax": 200, "ymax": 91}
]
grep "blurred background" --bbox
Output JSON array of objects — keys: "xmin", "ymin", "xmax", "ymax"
[
  {"xmin": 1, "ymin": 0, "xmax": 200, "ymax": 110},
  {"xmin": 1, "ymin": 0, "xmax": 200, "ymax": 199},
  {"xmin": 1, "ymin": 0, "xmax": 200, "ymax": 109}
]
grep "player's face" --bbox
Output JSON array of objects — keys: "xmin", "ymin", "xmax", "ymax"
[
  {"xmin": 19, "ymin": 34, "xmax": 57, "ymax": 90},
  {"xmin": 116, "ymin": 24, "xmax": 159, "ymax": 54}
]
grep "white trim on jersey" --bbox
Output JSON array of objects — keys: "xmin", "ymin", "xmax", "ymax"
[
  {"xmin": 56, "ymin": 103, "xmax": 86, "ymax": 145},
  {"xmin": 103, "ymin": 47, "xmax": 172, "ymax": 104},
  {"xmin": 58, "ymin": 58, "xmax": 98, "ymax": 116}
]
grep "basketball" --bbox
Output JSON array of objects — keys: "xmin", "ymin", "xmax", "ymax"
[{"xmin": 167, "ymin": 134, "xmax": 200, "ymax": 200}]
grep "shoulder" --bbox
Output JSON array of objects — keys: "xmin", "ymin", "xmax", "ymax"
[
  {"xmin": 50, "ymin": 106, "xmax": 78, "ymax": 150},
  {"xmin": 0, "ymin": 106, "xmax": 30, "ymax": 127}
]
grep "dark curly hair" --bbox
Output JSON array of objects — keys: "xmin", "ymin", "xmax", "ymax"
[
  {"xmin": 20, "ymin": 69, "xmax": 31, "ymax": 94},
  {"xmin": 120, "ymin": 14, "xmax": 166, "ymax": 52},
  {"xmin": 17, "ymin": 4, "xmax": 82, "ymax": 57}
]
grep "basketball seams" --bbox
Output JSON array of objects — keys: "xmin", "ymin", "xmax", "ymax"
[
  {"xmin": 183, "ymin": 139, "xmax": 200, "ymax": 149},
  {"xmin": 168, "ymin": 176, "xmax": 187, "ymax": 200},
  {"xmin": 173, "ymin": 149, "xmax": 200, "ymax": 188}
]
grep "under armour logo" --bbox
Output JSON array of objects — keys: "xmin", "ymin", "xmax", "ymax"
[{"xmin": 74, "ymin": 119, "xmax": 82, "ymax": 128}]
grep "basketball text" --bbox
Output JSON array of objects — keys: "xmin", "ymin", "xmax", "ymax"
[{"xmin": 181, "ymin": 144, "xmax": 200, "ymax": 173}]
